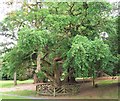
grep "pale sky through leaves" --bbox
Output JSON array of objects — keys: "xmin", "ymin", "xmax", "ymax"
[{"xmin": 0, "ymin": 0, "xmax": 119, "ymax": 21}]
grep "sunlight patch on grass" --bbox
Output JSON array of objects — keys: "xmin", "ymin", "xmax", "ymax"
[{"xmin": 97, "ymin": 79, "xmax": 118, "ymax": 85}]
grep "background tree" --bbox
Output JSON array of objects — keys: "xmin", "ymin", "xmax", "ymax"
[{"xmin": 64, "ymin": 35, "xmax": 116, "ymax": 87}]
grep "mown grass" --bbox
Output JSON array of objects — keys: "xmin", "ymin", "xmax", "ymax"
[
  {"xmin": 3, "ymin": 90, "xmax": 36, "ymax": 97},
  {"xmin": 1, "ymin": 95, "xmax": 23, "ymax": 99},
  {"xmin": 0, "ymin": 79, "xmax": 33, "ymax": 88},
  {"xmin": 1, "ymin": 90, "xmax": 36, "ymax": 99}
]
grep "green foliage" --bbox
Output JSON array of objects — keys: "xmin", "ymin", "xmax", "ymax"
[
  {"xmin": 88, "ymin": 38, "xmax": 116, "ymax": 75},
  {"xmin": 64, "ymin": 35, "xmax": 116, "ymax": 77},
  {"xmin": 18, "ymin": 27, "xmax": 48, "ymax": 52},
  {"xmin": 0, "ymin": 62, "xmax": 13, "ymax": 80},
  {"xmin": 37, "ymin": 71, "xmax": 46, "ymax": 80},
  {"xmin": 1, "ymin": 1, "xmax": 118, "ymax": 82},
  {"xmin": 2, "ymin": 48, "xmax": 23, "ymax": 74}
]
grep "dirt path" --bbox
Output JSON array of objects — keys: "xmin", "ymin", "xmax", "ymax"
[{"xmin": 0, "ymin": 83, "xmax": 37, "ymax": 92}]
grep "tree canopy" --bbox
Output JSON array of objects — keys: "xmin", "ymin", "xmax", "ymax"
[{"xmin": 0, "ymin": 1, "xmax": 118, "ymax": 86}]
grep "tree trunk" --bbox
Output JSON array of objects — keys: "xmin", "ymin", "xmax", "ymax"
[
  {"xmin": 92, "ymin": 77, "xmax": 95, "ymax": 87},
  {"xmin": 14, "ymin": 72, "xmax": 17, "ymax": 86},
  {"xmin": 68, "ymin": 76, "xmax": 76, "ymax": 83},
  {"xmin": 53, "ymin": 62, "xmax": 61, "ymax": 87},
  {"xmin": 63, "ymin": 67, "xmax": 76, "ymax": 83},
  {"xmin": 41, "ymin": 57, "xmax": 62, "ymax": 87},
  {"xmin": 34, "ymin": 52, "xmax": 42, "ymax": 83},
  {"xmin": 37, "ymin": 53, "xmax": 41, "ymax": 72},
  {"xmin": 54, "ymin": 71, "xmax": 61, "ymax": 87},
  {"xmin": 67, "ymin": 67, "xmax": 76, "ymax": 83},
  {"xmin": 92, "ymin": 70, "xmax": 95, "ymax": 87},
  {"xmin": 33, "ymin": 73, "xmax": 38, "ymax": 84}
]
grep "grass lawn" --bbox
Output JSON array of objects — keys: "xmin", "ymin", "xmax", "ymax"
[
  {"xmin": 3, "ymin": 90, "xmax": 36, "ymax": 97},
  {"xmin": 1, "ymin": 90, "xmax": 36, "ymax": 99},
  {"xmin": 0, "ymin": 79, "xmax": 33, "ymax": 88},
  {"xmin": 1, "ymin": 95, "xmax": 23, "ymax": 99}
]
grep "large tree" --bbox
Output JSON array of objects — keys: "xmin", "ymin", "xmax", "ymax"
[{"xmin": 1, "ymin": 1, "xmax": 118, "ymax": 87}]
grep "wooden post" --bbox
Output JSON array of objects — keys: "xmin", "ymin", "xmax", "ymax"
[{"xmin": 53, "ymin": 87, "xmax": 56, "ymax": 97}]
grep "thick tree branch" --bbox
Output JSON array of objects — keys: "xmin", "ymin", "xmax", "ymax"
[
  {"xmin": 42, "ymin": 69, "xmax": 54, "ymax": 82},
  {"xmin": 41, "ymin": 59, "xmax": 51, "ymax": 66}
]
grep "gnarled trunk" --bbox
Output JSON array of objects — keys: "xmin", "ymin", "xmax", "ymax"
[{"xmin": 42, "ymin": 57, "xmax": 62, "ymax": 87}]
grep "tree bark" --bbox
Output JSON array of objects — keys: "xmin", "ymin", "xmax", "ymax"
[
  {"xmin": 63, "ymin": 68, "xmax": 75, "ymax": 83},
  {"xmin": 14, "ymin": 72, "xmax": 17, "ymax": 86},
  {"xmin": 53, "ymin": 62, "xmax": 61, "ymax": 87},
  {"xmin": 34, "ymin": 52, "xmax": 42, "ymax": 83},
  {"xmin": 92, "ymin": 70, "xmax": 95, "ymax": 87},
  {"xmin": 66, "ymin": 68, "xmax": 76, "ymax": 83},
  {"xmin": 33, "ymin": 73, "xmax": 38, "ymax": 84},
  {"xmin": 92, "ymin": 77, "xmax": 95, "ymax": 87},
  {"xmin": 37, "ymin": 53, "xmax": 41, "ymax": 72},
  {"xmin": 67, "ymin": 67, "xmax": 76, "ymax": 83},
  {"xmin": 43, "ymin": 71, "xmax": 54, "ymax": 82}
]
